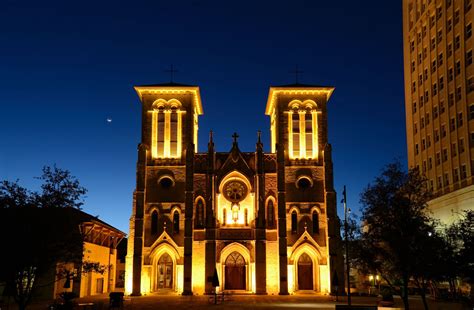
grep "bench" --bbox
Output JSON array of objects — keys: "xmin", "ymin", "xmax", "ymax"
[
  {"xmin": 335, "ymin": 306, "xmax": 377, "ymax": 310},
  {"xmin": 77, "ymin": 302, "xmax": 95, "ymax": 309}
]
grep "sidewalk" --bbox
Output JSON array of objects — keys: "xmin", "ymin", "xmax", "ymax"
[{"xmin": 10, "ymin": 293, "xmax": 471, "ymax": 310}]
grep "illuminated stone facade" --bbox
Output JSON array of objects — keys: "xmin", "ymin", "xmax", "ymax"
[
  {"xmin": 403, "ymin": 0, "xmax": 474, "ymax": 223},
  {"xmin": 126, "ymin": 83, "xmax": 343, "ymax": 295}
]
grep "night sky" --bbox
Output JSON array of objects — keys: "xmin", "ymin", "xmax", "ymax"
[{"xmin": 0, "ymin": 1, "xmax": 406, "ymax": 233}]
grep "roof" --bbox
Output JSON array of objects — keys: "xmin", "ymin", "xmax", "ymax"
[
  {"xmin": 265, "ymin": 84, "xmax": 335, "ymax": 115},
  {"xmin": 273, "ymin": 83, "xmax": 334, "ymax": 88},
  {"xmin": 56, "ymin": 207, "xmax": 126, "ymax": 236},
  {"xmin": 134, "ymin": 82, "xmax": 203, "ymax": 115},
  {"xmin": 135, "ymin": 82, "xmax": 196, "ymax": 87}
]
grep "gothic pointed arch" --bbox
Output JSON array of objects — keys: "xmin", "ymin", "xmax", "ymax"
[{"xmin": 194, "ymin": 196, "xmax": 205, "ymax": 228}]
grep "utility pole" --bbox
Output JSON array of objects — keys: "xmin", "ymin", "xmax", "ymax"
[{"xmin": 343, "ymin": 185, "xmax": 351, "ymax": 306}]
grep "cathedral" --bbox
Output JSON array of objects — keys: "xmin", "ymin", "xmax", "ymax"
[{"xmin": 125, "ymin": 82, "xmax": 343, "ymax": 296}]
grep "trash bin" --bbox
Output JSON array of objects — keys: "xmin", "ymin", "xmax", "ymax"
[{"xmin": 109, "ymin": 292, "xmax": 124, "ymax": 309}]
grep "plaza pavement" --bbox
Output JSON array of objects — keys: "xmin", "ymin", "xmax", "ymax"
[{"xmin": 6, "ymin": 293, "xmax": 470, "ymax": 310}]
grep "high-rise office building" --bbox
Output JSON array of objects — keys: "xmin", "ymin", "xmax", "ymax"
[{"xmin": 403, "ymin": 0, "xmax": 473, "ymax": 223}]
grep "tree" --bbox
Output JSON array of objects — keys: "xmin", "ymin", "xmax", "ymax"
[
  {"xmin": 445, "ymin": 210, "xmax": 474, "ymax": 302},
  {"xmin": 354, "ymin": 161, "xmax": 438, "ymax": 310},
  {"xmin": 0, "ymin": 166, "xmax": 89, "ymax": 310},
  {"xmin": 35, "ymin": 165, "xmax": 87, "ymax": 209}
]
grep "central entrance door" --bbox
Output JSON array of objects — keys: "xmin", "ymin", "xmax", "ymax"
[
  {"xmin": 298, "ymin": 253, "xmax": 313, "ymax": 290},
  {"xmin": 224, "ymin": 252, "xmax": 246, "ymax": 290},
  {"xmin": 157, "ymin": 253, "xmax": 173, "ymax": 289}
]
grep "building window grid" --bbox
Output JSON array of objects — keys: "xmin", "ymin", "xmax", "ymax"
[
  {"xmin": 468, "ymin": 77, "xmax": 474, "ymax": 93},
  {"xmin": 467, "ymin": 50, "xmax": 473, "ymax": 65},
  {"xmin": 406, "ymin": 4, "xmax": 474, "ymax": 181},
  {"xmin": 456, "ymin": 87, "xmax": 462, "ymax": 101},
  {"xmin": 461, "ymin": 165, "xmax": 467, "ymax": 180},
  {"xmin": 459, "ymin": 138, "xmax": 465, "ymax": 153},
  {"xmin": 444, "ymin": 173, "xmax": 450, "ymax": 186}
]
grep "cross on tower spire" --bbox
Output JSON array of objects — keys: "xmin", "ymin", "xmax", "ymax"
[
  {"xmin": 165, "ymin": 64, "xmax": 179, "ymax": 83},
  {"xmin": 290, "ymin": 65, "xmax": 304, "ymax": 84},
  {"xmin": 232, "ymin": 132, "xmax": 239, "ymax": 145}
]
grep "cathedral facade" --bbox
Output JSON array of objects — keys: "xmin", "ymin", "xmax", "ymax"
[{"xmin": 125, "ymin": 82, "xmax": 342, "ymax": 295}]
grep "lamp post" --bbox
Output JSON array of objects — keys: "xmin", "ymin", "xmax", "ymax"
[{"xmin": 342, "ymin": 186, "xmax": 351, "ymax": 306}]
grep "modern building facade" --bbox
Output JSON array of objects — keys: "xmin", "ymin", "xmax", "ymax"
[
  {"xmin": 125, "ymin": 82, "xmax": 343, "ymax": 295},
  {"xmin": 33, "ymin": 208, "xmax": 125, "ymax": 299},
  {"xmin": 403, "ymin": 0, "xmax": 474, "ymax": 223}
]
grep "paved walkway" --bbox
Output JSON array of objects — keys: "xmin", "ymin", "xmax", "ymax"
[
  {"xmin": 73, "ymin": 294, "xmax": 469, "ymax": 310},
  {"xmin": 6, "ymin": 293, "xmax": 471, "ymax": 310}
]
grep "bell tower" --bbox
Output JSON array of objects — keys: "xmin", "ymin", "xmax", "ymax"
[
  {"xmin": 265, "ymin": 84, "xmax": 343, "ymax": 295},
  {"xmin": 126, "ymin": 83, "xmax": 203, "ymax": 296},
  {"xmin": 135, "ymin": 83, "xmax": 203, "ymax": 159}
]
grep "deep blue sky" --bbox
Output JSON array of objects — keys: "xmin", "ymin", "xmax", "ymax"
[{"xmin": 0, "ymin": 0, "xmax": 406, "ymax": 233}]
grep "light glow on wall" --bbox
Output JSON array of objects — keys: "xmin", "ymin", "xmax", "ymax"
[
  {"xmin": 319, "ymin": 265, "xmax": 330, "ymax": 294},
  {"xmin": 140, "ymin": 269, "xmax": 151, "ymax": 295},
  {"xmin": 266, "ymin": 242, "xmax": 279, "ymax": 294},
  {"xmin": 287, "ymin": 264, "xmax": 295, "ymax": 294},
  {"xmin": 218, "ymin": 197, "xmax": 254, "ymax": 226},
  {"xmin": 217, "ymin": 173, "xmax": 254, "ymax": 227},
  {"xmin": 176, "ymin": 265, "xmax": 184, "ymax": 294},
  {"xmin": 192, "ymin": 242, "xmax": 206, "ymax": 294}
]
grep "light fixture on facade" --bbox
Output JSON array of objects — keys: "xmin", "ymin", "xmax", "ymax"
[{"xmin": 231, "ymin": 203, "xmax": 240, "ymax": 223}]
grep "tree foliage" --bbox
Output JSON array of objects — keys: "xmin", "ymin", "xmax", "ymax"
[
  {"xmin": 446, "ymin": 211, "xmax": 474, "ymax": 295},
  {"xmin": 354, "ymin": 161, "xmax": 439, "ymax": 310},
  {"xmin": 0, "ymin": 166, "xmax": 88, "ymax": 310}
]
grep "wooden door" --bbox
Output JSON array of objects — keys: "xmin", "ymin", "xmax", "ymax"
[
  {"xmin": 224, "ymin": 252, "xmax": 246, "ymax": 290},
  {"xmin": 158, "ymin": 253, "xmax": 173, "ymax": 289},
  {"xmin": 298, "ymin": 253, "xmax": 313, "ymax": 290}
]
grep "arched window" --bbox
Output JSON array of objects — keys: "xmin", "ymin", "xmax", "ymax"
[
  {"xmin": 151, "ymin": 100, "xmax": 183, "ymax": 159},
  {"xmin": 151, "ymin": 210, "xmax": 158, "ymax": 235},
  {"xmin": 223, "ymin": 209, "xmax": 227, "ymax": 226},
  {"xmin": 291, "ymin": 210, "xmax": 298, "ymax": 233},
  {"xmin": 312, "ymin": 211, "xmax": 319, "ymax": 234},
  {"xmin": 173, "ymin": 210, "xmax": 179, "ymax": 234},
  {"xmin": 196, "ymin": 199, "xmax": 204, "ymax": 228},
  {"xmin": 267, "ymin": 200, "xmax": 275, "ymax": 228}
]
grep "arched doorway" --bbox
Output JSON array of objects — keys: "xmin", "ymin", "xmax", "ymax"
[
  {"xmin": 224, "ymin": 252, "xmax": 246, "ymax": 290},
  {"xmin": 157, "ymin": 253, "xmax": 173, "ymax": 289},
  {"xmin": 297, "ymin": 253, "xmax": 313, "ymax": 290}
]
